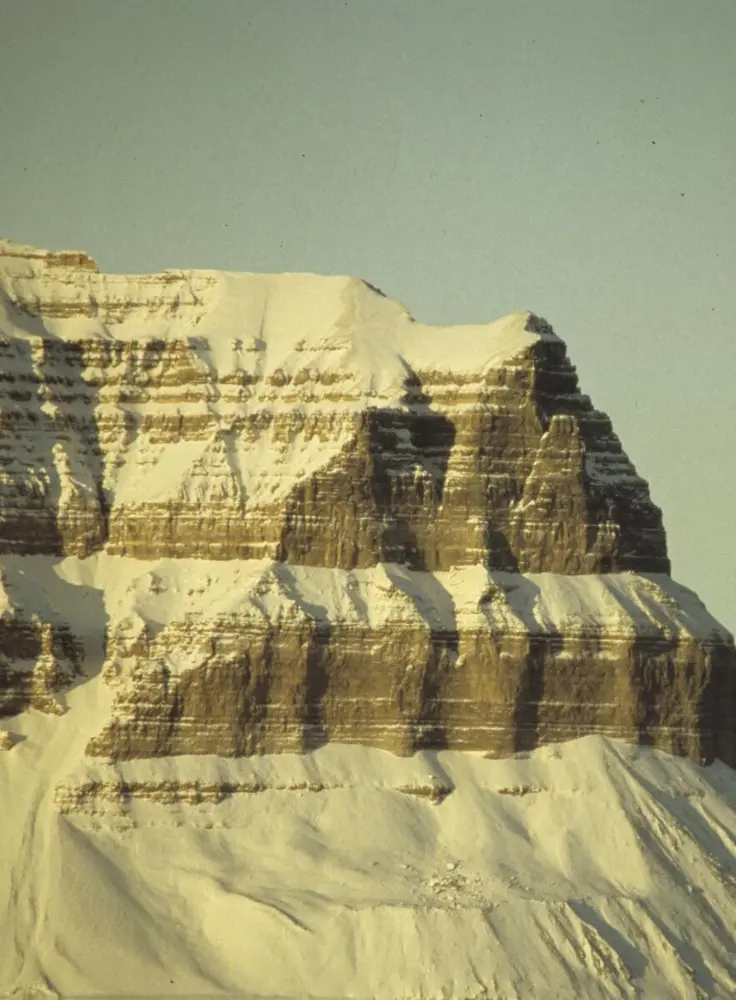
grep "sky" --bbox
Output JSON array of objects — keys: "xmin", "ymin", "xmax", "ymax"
[{"xmin": 0, "ymin": 0, "xmax": 734, "ymax": 631}]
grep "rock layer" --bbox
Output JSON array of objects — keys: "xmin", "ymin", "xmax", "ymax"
[
  {"xmin": 0, "ymin": 242, "xmax": 668, "ymax": 573},
  {"xmin": 0, "ymin": 239, "xmax": 733, "ymax": 766},
  {"xmin": 82, "ymin": 561, "xmax": 734, "ymax": 767}
]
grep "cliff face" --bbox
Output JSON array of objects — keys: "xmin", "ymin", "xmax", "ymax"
[
  {"xmin": 0, "ymin": 239, "xmax": 733, "ymax": 766},
  {"xmin": 78, "ymin": 561, "xmax": 732, "ymax": 767}
]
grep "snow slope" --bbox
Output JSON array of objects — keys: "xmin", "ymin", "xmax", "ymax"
[
  {"xmin": 1, "ymin": 669, "xmax": 735, "ymax": 1000},
  {"xmin": 1, "ymin": 555, "xmax": 729, "ymax": 647},
  {"xmin": 0, "ymin": 240, "xmax": 552, "ymax": 397}
]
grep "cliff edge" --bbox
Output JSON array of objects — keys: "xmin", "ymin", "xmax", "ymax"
[{"xmin": 0, "ymin": 239, "xmax": 733, "ymax": 766}]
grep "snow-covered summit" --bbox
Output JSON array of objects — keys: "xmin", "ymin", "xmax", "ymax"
[{"xmin": 0, "ymin": 237, "xmax": 556, "ymax": 381}]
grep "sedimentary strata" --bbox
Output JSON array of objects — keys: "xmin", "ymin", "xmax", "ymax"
[{"xmin": 0, "ymin": 239, "xmax": 733, "ymax": 767}]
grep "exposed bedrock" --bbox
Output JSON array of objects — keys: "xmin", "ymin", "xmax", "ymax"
[
  {"xmin": 86, "ymin": 622, "xmax": 735, "ymax": 767},
  {"xmin": 0, "ymin": 614, "xmax": 83, "ymax": 716},
  {"xmin": 80, "ymin": 562, "xmax": 736, "ymax": 768},
  {"xmin": 0, "ymin": 333, "xmax": 669, "ymax": 573},
  {"xmin": 0, "ymin": 240, "xmax": 732, "ymax": 769}
]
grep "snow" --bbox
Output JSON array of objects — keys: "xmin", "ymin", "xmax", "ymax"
[
  {"xmin": 1, "ymin": 672, "xmax": 735, "ymax": 998},
  {"xmin": 0, "ymin": 555, "xmax": 727, "ymax": 647},
  {"xmin": 1, "ymin": 555, "xmax": 733, "ymax": 997},
  {"xmin": 0, "ymin": 240, "xmax": 565, "ymax": 518},
  {"xmin": 0, "ymin": 554, "xmax": 732, "ymax": 996},
  {"xmin": 0, "ymin": 239, "xmax": 555, "ymax": 401}
]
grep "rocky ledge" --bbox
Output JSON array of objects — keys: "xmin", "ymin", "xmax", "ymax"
[{"xmin": 0, "ymin": 239, "xmax": 733, "ymax": 766}]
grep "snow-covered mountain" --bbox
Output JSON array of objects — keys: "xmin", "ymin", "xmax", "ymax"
[{"xmin": 0, "ymin": 240, "xmax": 734, "ymax": 998}]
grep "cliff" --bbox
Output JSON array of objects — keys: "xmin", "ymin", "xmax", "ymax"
[{"xmin": 0, "ymin": 238, "xmax": 733, "ymax": 767}]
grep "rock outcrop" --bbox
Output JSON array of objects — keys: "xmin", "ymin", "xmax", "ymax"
[{"xmin": 0, "ymin": 239, "xmax": 733, "ymax": 766}]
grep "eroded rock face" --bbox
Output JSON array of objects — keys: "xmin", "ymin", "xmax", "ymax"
[
  {"xmin": 0, "ymin": 612, "xmax": 83, "ymax": 717},
  {"xmin": 0, "ymin": 239, "xmax": 733, "ymax": 766},
  {"xmin": 0, "ymin": 243, "xmax": 668, "ymax": 572},
  {"xmin": 82, "ymin": 564, "xmax": 734, "ymax": 767}
]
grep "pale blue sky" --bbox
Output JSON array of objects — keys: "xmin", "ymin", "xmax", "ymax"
[{"xmin": 1, "ymin": 0, "xmax": 734, "ymax": 630}]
